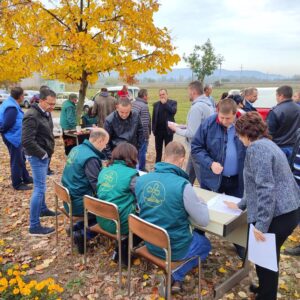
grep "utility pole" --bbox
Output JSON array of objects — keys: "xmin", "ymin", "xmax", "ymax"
[{"xmin": 240, "ymin": 64, "xmax": 243, "ymax": 83}]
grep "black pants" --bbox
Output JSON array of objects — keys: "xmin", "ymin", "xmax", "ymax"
[
  {"xmin": 255, "ymin": 208, "xmax": 299, "ymax": 300},
  {"xmin": 154, "ymin": 131, "xmax": 173, "ymax": 162},
  {"xmin": 218, "ymin": 175, "xmax": 240, "ymax": 197}
]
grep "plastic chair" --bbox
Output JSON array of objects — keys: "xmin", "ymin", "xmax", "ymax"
[
  {"xmin": 127, "ymin": 214, "xmax": 202, "ymax": 300},
  {"xmin": 53, "ymin": 180, "xmax": 83, "ymax": 256},
  {"xmin": 83, "ymin": 195, "xmax": 125, "ymax": 287}
]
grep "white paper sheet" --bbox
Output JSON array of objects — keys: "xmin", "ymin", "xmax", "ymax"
[
  {"xmin": 138, "ymin": 170, "xmax": 147, "ymax": 176},
  {"xmin": 248, "ymin": 224, "xmax": 278, "ymax": 272},
  {"xmin": 207, "ymin": 194, "xmax": 242, "ymax": 216}
]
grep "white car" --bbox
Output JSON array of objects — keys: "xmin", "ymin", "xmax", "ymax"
[
  {"xmin": 55, "ymin": 92, "xmax": 90, "ymax": 109},
  {"xmin": 52, "ymin": 117, "xmax": 62, "ymax": 137},
  {"xmin": 93, "ymin": 86, "xmax": 140, "ymax": 102},
  {"xmin": 0, "ymin": 90, "xmax": 9, "ymax": 104},
  {"xmin": 22, "ymin": 90, "xmax": 39, "ymax": 108}
]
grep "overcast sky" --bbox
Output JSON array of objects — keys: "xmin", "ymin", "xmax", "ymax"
[{"xmin": 154, "ymin": 0, "xmax": 300, "ymax": 76}]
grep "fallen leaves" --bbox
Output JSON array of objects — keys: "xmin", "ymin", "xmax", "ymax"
[
  {"xmin": 35, "ymin": 257, "xmax": 56, "ymax": 271},
  {"xmin": 218, "ymin": 267, "xmax": 227, "ymax": 273}
]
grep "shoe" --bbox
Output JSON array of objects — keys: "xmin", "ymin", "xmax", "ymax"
[
  {"xmin": 29, "ymin": 225, "xmax": 55, "ymax": 236},
  {"xmin": 234, "ymin": 244, "xmax": 246, "ymax": 260},
  {"xmin": 14, "ymin": 184, "xmax": 32, "ymax": 191},
  {"xmin": 249, "ymin": 283, "xmax": 259, "ymax": 294},
  {"xmin": 74, "ymin": 230, "xmax": 84, "ymax": 254},
  {"xmin": 40, "ymin": 209, "xmax": 61, "ymax": 217},
  {"xmin": 171, "ymin": 280, "xmax": 182, "ymax": 293},
  {"xmin": 23, "ymin": 176, "xmax": 33, "ymax": 184},
  {"xmin": 284, "ymin": 245, "xmax": 300, "ymax": 256},
  {"xmin": 47, "ymin": 169, "xmax": 54, "ymax": 176}
]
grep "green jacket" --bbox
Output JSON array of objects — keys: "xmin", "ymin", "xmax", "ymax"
[
  {"xmin": 136, "ymin": 162, "xmax": 191, "ymax": 261},
  {"xmin": 96, "ymin": 160, "xmax": 138, "ymax": 234},
  {"xmin": 60, "ymin": 100, "xmax": 77, "ymax": 130},
  {"xmin": 62, "ymin": 140, "xmax": 105, "ymax": 216}
]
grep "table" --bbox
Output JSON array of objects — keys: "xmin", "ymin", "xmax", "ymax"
[
  {"xmin": 63, "ymin": 130, "xmax": 91, "ymax": 145},
  {"xmin": 191, "ymin": 187, "xmax": 250, "ymax": 299}
]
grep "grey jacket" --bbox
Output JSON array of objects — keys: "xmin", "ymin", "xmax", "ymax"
[
  {"xmin": 132, "ymin": 97, "xmax": 151, "ymax": 140},
  {"xmin": 238, "ymin": 138, "xmax": 300, "ymax": 232},
  {"xmin": 175, "ymin": 95, "xmax": 215, "ymax": 147}
]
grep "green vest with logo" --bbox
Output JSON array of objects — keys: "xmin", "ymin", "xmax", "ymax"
[
  {"xmin": 62, "ymin": 140, "xmax": 105, "ymax": 216},
  {"xmin": 96, "ymin": 160, "xmax": 138, "ymax": 234},
  {"xmin": 135, "ymin": 162, "xmax": 191, "ymax": 261},
  {"xmin": 60, "ymin": 100, "xmax": 76, "ymax": 130}
]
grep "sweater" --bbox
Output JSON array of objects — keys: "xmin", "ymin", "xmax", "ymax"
[{"xmin": 132, "ymin": 97, "xmax": 151, "ymax": 140}]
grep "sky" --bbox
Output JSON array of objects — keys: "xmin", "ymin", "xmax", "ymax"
[{"xmin": 154, "ymin": 0, "xmax": 300, "ymax": 76}]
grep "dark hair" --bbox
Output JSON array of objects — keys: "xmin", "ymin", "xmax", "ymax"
[
  {"xmin": 244, "ymin": 87, "xmax": 257, "ymax": 97},
  {"xmin": 39, "ymin": 85, "xmax": 49, "ymax": 93},
  {"xmin": 165, "ymin": 141, "xmax": 186, "ymax": 158},
  {"xmin": 159, "ymin": 88, "xmax": 168, "ymax": 94},
  {"xmin": 228, "ymin": 94, "xmax": 243, "ymax": 105},
  {"xmin": 276, "ymin": 85, "xmax": 293, "ymax": 99},
  {"xmin": 204, "ymin": 84, "xmax": 212, "ymax": 92},
  {"xmin": 138, "ymin": 89, "xmax": 148, "ymax": 98},
  {"xmin": 235, "ymin": 112, "xmax": 271, "ymax": 141},
  {"xmin": 109, "ymin": 143, "xmax": 138, "ymax": 168},
  {"xmin": 40, "ymin": 89, "xmax": 56, "ymax": 100},
  {"xmin": 220, "ymin": 92, "xmax": 228, "ymax": 100},
  {"xmin": 101, "ymin": 87, "xmax": 108, "ymax": 92},
  {"xmin": 188, "ymin": 81, "xmax": 203, "ymax": 95},
  {"xmin": 117, "ymin": 97, "xmax": 131, "ymax": 106},
  {"xmin": 10, "ymin": 87, "xmax": 24, "ymax": 100},
  {"xmin": 218, "ymin": 98, "xmax": 237, "ymax": 114}
]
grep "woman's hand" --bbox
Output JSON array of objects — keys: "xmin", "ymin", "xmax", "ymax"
[
  {"xmin": 253, "ymin": 227, "xmax": 266, "ymax": 242},
  {"xmin": 224, "ymin": 201, "xmax": 239, "ymax": 210}
]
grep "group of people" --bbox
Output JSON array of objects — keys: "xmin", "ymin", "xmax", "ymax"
[{"xmin": 0, "ymin": 81, "xmax": 300, "ymax": 299}]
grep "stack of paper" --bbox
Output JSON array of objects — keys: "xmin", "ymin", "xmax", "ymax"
[{"xmin": 207, "ymin": 194, "xmax": 242, "ymax": 216}]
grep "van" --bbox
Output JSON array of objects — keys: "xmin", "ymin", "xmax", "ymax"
[
  {"xmin": 93, "ymin": 86, "xmax": 140, "ymax": 102},
  {"xmin": 254, "ymin": 87, "xmax": 278, "ymax": 120}
]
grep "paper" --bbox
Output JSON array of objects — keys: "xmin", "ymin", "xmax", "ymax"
[
  {"xmin": 138, "ymin": 170, "xmax": 147, "ymax": 176},
  {"xmin": 207, "ymin": 194, "xmax": 242, "ymax": 216},
  {"xmin": 248, "ymin": 224, "xmax": 278, "ymax": 272}
]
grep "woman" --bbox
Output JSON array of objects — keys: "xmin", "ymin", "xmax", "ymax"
[
  {"xmin": 225, "ymin": 112, "xmax": 300, "ymax": 300},
  {"xmin": 96, "ymin": 142, "xmax": 139, "ymax": 264}
]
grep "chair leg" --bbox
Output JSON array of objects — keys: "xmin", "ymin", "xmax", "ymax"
[
  {"xmin": 127, "ymin": 233, "xmax": 132, "ymax": 296},
  {"xmin": 118, "ymin": 237, "xmax": 122, "ymax": 288},
  {"xmin": 70, "ymin": 216, "xmax": 73, "ymax": 258},
  {"xmin": 198, "ymin": 257, "xmax": 202, "ymax": 300},
  {"xmin": 84, "ymin": 212, "xmax": 87, "ymax": 265},
  {"xmin": 55, "ymin": 197, "xmax": 58, "ymax": 246},
  {"xmin": 167, "ymin": 270, "xmax": 171, "ymax": 300}
]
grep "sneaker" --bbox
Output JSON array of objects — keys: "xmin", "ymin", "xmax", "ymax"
[
  {"xmin": 29, "ymin": 225, "xmax": 55, "ymax": 236},
  {"xmin": 47, "ymin": 169, "xmax": 54, "ymax": 176},
  {"xmin": 40, "ymin": 209, "xmax": 61, "ymax": 217},
  {"xmin": 171, "ymin": 280, "xmax": 182, "ymax": 293},
  {"xmin": 14, "ymin": 183, "xmax": 32, "ymax": 191},
  {"xmin": 284, "ymin": 245, "xmax": 300, "ymax": 256},
  {"xmin": 23, "ymin": 177, "xmax": 33, "ymax": 184},
  {"xmin": 249, "ymin": 283, "xmax": 259, "ymax": 294},
  {"xmin": 234, "ymin": 244, "xmax": 246, "ymax": 260},
  {"xmin": 74, "ymin": 230, "xmax": 85, "ymax": 254}
]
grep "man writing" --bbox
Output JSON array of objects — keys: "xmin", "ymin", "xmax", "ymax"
[{"xmin": 136, "ymin": 141, "xmax": 211, "ymax": 292}]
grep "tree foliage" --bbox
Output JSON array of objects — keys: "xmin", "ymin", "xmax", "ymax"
[
  {"xmin": 183, "ymin": 39, "xmax": 224, "ymax": 84},
  {"xmin": 0, "ymin": 0, "xmax": 180, "ymax": 120}
]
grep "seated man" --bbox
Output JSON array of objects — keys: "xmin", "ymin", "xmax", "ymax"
[
  {"xmin": 135, "ymin": 141, "xmax": 211, "ymax": 292},
  {"xmin": 61, "ymin": 128, "xmax": 109, "ymax": 253}
]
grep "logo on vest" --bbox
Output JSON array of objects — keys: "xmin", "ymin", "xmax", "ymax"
[
  {"xmin": 143, "ymin": 181, "xmax": 165, "ymax": 207},
  {"xmin": 66, "ymin": 148, "xmax": 78, "ymax": 165},
  {"xmin": 99, "ymin": 170, "xmax": 118, "ymax": 192}
]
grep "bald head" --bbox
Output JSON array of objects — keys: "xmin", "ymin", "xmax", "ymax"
[
  {"xmin": 89, "ymin": 128, "xmax": 109, "ymax": 151},
  {"xmin": 164, "ymin": 141, "xmax": 186, "ymax": 167}
]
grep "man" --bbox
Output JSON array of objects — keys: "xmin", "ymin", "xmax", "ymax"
[
  {"xmin": 92, "ymin": 87, "xmax": 116, "ymax": 127},
  {"xmin": 22, "ymin": 89, "xmax": 58, "ymax": 236},
  {"xmin": 191, "ymin": 98, "xmax": 246, "ymax": 258},
  {"xmin": 204, "ymin": 84, "xmax": 216, "ymax": 109},
  {"xmin": 62, "ymin": 128, "xmax": 109, "ymax": 253},
  {"xmin": 104, "ymin": 97, "xmax": 144, "ymax": 158},
  {"xmin": 267, "ymin": 85, "xmax": 300, "ymax": 160},
  {"xmin": 136, "ymin": 141, "xmax": 211, "ymax": 291},
  {"xmin": 242, "ymin": 87, "xmax": 258, "ymax": 112},
  {"xmin": 0, "ymin": 87, "xmax": 32, "ymax": 190},
  {"xmin": 152, "ymin": 89, "xmax": 177, "ymax": 162},
  {"xmin": 168, "ymin": 81, "xmax": 214, "ymax": 184},
  {"xmin": 293, "ymin": 90, "xmax": 300, "ymax": 105},
  {"xmin": 132, "ymin": 89, "xmax": 151, "ymax": 171},
  {"xmin": 60, "ymin": 93, "xmax": 78, "ymax": 155}
]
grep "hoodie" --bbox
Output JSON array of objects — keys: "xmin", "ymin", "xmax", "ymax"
[{"xmin": 175, "ymin": 95, "xmax": 215, "ymax": 146}]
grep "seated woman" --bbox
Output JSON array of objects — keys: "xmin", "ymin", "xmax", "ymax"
[
  {"xmin": 225, "ymin": 112, "xmax": 300, "ymax": 300},
  {"xmin": 96, "ymin": 142, "xmax": 139, "ymax": 264},
  {"xmin": 81, "ymin": 106, "xmax": 98, "ymax": 128}
]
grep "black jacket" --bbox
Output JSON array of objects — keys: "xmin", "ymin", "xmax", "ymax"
[
  {"xmin": 152, "ymin": 99, "xmax": 177, "ymax": 136},
  {"xmin": 104, "ymin": 110, "xmax": 144, "ymax": 158},
  {"xmin": 266, "ymin": 99, "xmax": 300, "ymax": 147},
  {"xmin": 22, "ymin": 104, "xmax": 55, "ymax": 159}
]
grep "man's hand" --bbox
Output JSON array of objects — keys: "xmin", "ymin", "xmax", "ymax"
[
  {"xmin": 160, "ymin": 98, "xmax": 167, "ymax": 104},
  {"xmin": 168, "ymin": 122, "xmax": 177, "ymax": 132},
  {"xmin": 224, "ymin": 201, "xmax": 239, "ymax": 210},
  {"xmin": 253, "ymin": 227, "xmax": 266, "ymax": 242},
  {"xmin": 211, "ymin": 162, "xmax": 223, "ymax": 174}
]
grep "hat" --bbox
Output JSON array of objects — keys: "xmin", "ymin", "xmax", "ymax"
[{"xmin": 69, "ymin": 93, "xmax": 78, "ymax": 100}]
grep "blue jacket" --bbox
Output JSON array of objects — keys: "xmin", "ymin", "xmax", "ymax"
[
  {"xmin": 0, "ymin": 96, "xmax": 24, "ymax": 147},
  {"xmin": 243, "ymin": 100, "xmax": 257, "ymax": 112},
  {"xmin": 191, "ymin": 114, "xmax": 246, "ymax": 196}
]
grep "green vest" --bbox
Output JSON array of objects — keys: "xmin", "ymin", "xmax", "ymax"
[
  {"xmin": 135, "ymin": 162, "xmax": 191, "ymax": 261},
  {"xmin": 62, "ymin": 140, "xmax": 105, "ymax": 216},
  {"xmin": 96, "ymin": 160, "xmax": 138, "ymax": 235},
  {"xmin": 60, "ymin": 100, "xmax": 77, "ymax": 130}
]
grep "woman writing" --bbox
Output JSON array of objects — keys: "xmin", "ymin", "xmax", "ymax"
[{"xmin": 225, "ymin": 112, "xmax": 300, "ymax": 300}]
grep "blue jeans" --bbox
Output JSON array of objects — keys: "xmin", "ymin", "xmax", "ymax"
[
  {"xmin": 138, "ymin": 140, "xmax": 148, "ymax": 171},
  {"xmin": 172, "ymin": 231, "xmax": 211, "ymax": 282},
  {"xmin": 186, "ymin": 154, "xmax": 201, "ymax": 185},
  {"xmin": 27, "ymin": 156, "xmax": 49, "ymax": 228}
]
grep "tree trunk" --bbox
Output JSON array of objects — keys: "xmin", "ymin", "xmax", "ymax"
[{"xmin": 77, "ymin": 70, "xmax": 89, "ymax": 124}]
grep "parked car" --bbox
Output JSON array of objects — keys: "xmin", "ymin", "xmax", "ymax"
[
  {"xmin": 93, "ymin": 86, "xmax": 140, "ymax": 102},
  {"xmin": 254, "ymin": 87, "xmax": 278, "ymax": 120},
  {"xmin": 0, "ymin": 90, "xmax": 10, "ymax": 104},
  {"xmin": 52, "ymin": 117, "xmax": 63, "ymax": 137},
  {"xmin": 22, "ymin": 90, "xmax": 39, "ymax": 108},
  {"xmin": 55, "ymin": 92, "xmax": 91, "ymax": 109}
]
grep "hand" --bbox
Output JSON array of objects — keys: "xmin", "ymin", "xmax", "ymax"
[
  {"xmin": 168, "ymin": 122, "xmax": 177, "ymax": 132},
  {"xmin": 253, "ymin": 227, "xmax": 266, "ymax": 242},
  {"xmin": 211, "ymin": 162, "xmax": 223, "ymax": 174},
  {"xmin": 160, "ymin": 98, "xmax": 167, "ymax": 104},
  {"xmin": 224, "ymin": 201, "xmax": 239, "ymax": 210}
]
